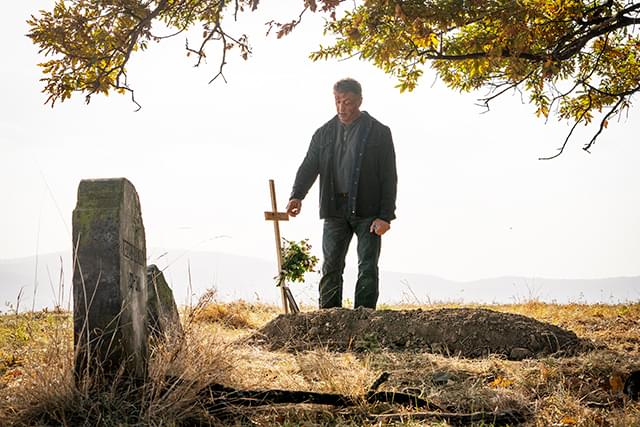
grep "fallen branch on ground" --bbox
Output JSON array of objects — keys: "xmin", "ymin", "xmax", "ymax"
[{"xmin": 190, "ymin": 371, "xmax": 528, "ymax": 425}]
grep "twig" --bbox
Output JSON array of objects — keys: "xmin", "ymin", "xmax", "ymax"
[
  {"xmin": 366, "ymin": 390, "xmax": 444, "ymax": 411},
  {"xmin": 539, "ymin": 93, "xmax": 593, "ymax": 160},
  {"xmin": 583, "ymin": 95, "xmax": 625, "ymax": 153},
  {"xmin": 371, "ymin": 409, "xmax": 528, "ymax": 425},
  {"xmin": 209, "ymin": 28, "xmax": 228, "ymax": 84},
  {"xmin": 477, "ymin": 71, "xmax": 534, "ymax": 112},
  {"xmin": 368, "ymin": 371, "xmax": 391, "ymax": 393}
]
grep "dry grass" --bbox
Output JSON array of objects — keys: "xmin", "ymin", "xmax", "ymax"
[
  {"xmin": 190, "ymin": 300, "xmax": 280, "ymax": 330},
  {"xmin": 0, "ymin": 301, "xmax": 639, "ymax": 426},
  {"xmin": 0, "ymin": 304, "xmax": 243, "ymax": 425}
]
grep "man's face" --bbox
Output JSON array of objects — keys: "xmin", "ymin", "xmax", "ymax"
[{"xmin": 334, "ymin": 90, "xmax": 362, "ymax": 124}]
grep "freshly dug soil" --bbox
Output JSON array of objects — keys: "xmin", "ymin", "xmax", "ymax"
[{"xmin": 248, "ymin": 307, "xmax": 589, "ymax": 359}]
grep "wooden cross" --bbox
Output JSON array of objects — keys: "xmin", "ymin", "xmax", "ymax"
[{"xmin": 264, "ymin": 179, "xmax": 299, "ymax": 314}]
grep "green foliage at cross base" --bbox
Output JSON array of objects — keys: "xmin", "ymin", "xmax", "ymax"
[{"xmin": 278, "ymin": 238, "xmax": 319, "ymax": 286}]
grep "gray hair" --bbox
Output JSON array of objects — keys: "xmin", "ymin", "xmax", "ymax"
[{"xmin": 333, "ymin": 78, "xmax": 362, "ymax": 97}]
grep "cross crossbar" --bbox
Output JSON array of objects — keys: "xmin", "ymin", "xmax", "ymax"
[{"xmin": 264, "ymin": 212, "xmax": 289, "ymax": 222}]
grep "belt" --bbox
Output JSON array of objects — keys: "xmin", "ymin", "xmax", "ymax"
[{"xmin": 336, "ymin": 192, "xmax": 349, "ymax": 199}]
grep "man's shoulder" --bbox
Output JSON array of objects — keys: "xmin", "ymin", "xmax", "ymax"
[
  {"xmin": 311, "ymin": 116, "xmax": 339, "ymax": 143},
  {"xmin": 315, "ymin": 115, "xmax": 338, "ymax": 133},
  {"xmin": 364, "ymin": 112, "xmax": 390, "ymax": 131}
]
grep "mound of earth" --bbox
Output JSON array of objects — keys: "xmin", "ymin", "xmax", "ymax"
[{"xmin": 248, "ymin": 307, "xmax": 589, "ymax": 359}]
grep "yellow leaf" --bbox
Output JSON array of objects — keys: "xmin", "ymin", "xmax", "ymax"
[
  {"xmin": 489, "ymin": 377, "xmax": 513, "ymax": 388},
  {"xmin": 609, "ymin": 372, "xmax": 624, "ymax": 393},
  {"xmin": 428, "ymin": 32, "xmax": 439, "ymax": 48},
  {"xmin": 559, "ymin": 416, "xmax": 577, "ymax": 425},
  {"xmin": 536, "ymin": 106, "xmax": 549, "ymax": 118}
]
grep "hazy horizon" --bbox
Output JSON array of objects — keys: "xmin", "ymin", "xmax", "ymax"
[
  {"xmin": 2, "ymin": 249, "xmax": 638, "ymax": 314},
  {"xmin": 3, "ymin": 248, "xmax": 640, "ymax": 282}
]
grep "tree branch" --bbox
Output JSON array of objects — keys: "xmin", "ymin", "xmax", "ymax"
[
  {"xmin": 539, "ymin": 94, "xmax": 593, "ymax": 160},
  {"xmin": 208, "ymin": 28, "xmax": 228, "ymax": 84},
  {"xmin": 116, "ymin": 0, "xmax": 170, "ymax": 85},
  {"xmin": 548, "ymin": 34, "xmax": 610, "ymax": 113},
  {"xmin": 583, "ymin": 95, "xmax": 626, "ymax": 153},
  {"xmin": 477, "ymin": 71, "xmax": 535, "ymax": 112},
  {"xmin": 195, "ymin": 379, "xmax": 529, "ymax": 426},
  {"xmin": 420, "ymin": 49, "xmax": 544, "ymax": 62}
]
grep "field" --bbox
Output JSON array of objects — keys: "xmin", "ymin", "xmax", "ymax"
[{"xmin": 0, "ymin": 299, "xmax": 639, "ymax": 426}]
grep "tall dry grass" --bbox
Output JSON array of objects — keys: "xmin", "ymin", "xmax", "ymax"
[{"xmin": 0, "ymin": 296, "xmax": 246, "ymax": 426}]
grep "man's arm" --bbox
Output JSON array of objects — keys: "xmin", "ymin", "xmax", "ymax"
[
  {"xmin": 378, "ymin": 126, "xmax": 398, "ymax": 224},
  {"xmin": 369, "ymin": 126, "xmax": 396, "ymax": 236},
  {"xmin": 288, "ymin": 132, "xmax": 322, "ymax": 216}
]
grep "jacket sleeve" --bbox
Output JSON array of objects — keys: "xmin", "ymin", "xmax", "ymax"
[
  {"xmin": 290, "ymin": 131, "xmax": 321, "ymax": 200},
  {"xmin": 378, "ymin": 126, "xmax": 398, "ymax": 222}
]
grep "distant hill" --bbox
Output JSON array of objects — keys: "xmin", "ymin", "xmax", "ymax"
[
  {"xmin": 0, "ymin": 250, "xmax": 638, "ymax": 313},
  {"xmin": 380, "ymin": 271, "xmax": 640, "ymax": 305}
]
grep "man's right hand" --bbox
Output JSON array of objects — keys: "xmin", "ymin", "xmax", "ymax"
[{"xmin": 286, "ymin": 198, "xmax": 302, "ymax": 217}]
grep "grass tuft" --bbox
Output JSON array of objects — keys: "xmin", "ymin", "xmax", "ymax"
[{"xmin": 191, "ymin": 300, "xmax": 279, "ymax": 329}]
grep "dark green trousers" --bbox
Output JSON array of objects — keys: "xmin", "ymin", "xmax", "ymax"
[{"xmin": 319, "ymin": 212, "xmax": 381, "ymax": 309}]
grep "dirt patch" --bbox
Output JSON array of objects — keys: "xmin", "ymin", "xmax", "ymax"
[{"xmin": 248, "ymin": 307, "xmax": 590, "ymax": 359}]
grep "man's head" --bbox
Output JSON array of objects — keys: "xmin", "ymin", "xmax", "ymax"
[{"xmin": 333, "ymin": 78, "xmax": 362, "ymax": 124}]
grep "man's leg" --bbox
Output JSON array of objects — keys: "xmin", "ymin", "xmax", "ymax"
[
  {"xmin": 352, "ymin": 217, "xmax": 381, "ymax": 309},
  {"xmin": 319, "ymin": 217, "xmax": 353, "ymax": 308}
]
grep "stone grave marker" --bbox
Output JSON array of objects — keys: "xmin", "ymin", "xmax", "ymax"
[
  {"xmin": 72, "ymin": 178, "xmax": 149, "ymax": 380},
  {"xmin": 147, "ymin": 264, "xmax": 182, "ymax": 338}
]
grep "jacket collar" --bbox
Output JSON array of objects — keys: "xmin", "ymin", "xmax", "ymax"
[{"xmin": 331, "ymin": 111, "xmax": 372, "ymax": 129}]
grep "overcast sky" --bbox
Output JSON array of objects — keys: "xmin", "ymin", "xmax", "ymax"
[{"xmin": 2, "ymin": 1, "xmax": 640, "ymax": 287}]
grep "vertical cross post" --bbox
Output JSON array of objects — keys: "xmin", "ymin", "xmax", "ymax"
[{"xmin": 264, "ymin": 179, "xmax": 299, "ymax": 314}]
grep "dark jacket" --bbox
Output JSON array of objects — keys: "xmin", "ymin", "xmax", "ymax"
[{"xmin": 290, "ymin": 112, "xmax": 397, "ymax": 222}]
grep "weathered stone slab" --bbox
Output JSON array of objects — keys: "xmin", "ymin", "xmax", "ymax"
[
  {"xmin": 72, "ymin": 178, "xmax": 148, "ymax": 379},
  {"xmin": 147, "ymin": 264, "xmax": 182, "ymax": 338}
]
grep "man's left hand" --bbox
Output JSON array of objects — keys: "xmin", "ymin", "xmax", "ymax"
[{"xmin": 370, "ymin": 218, "xmax": 390, "ymax": 236}]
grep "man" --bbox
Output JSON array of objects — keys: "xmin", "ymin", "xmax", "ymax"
[{"xmin": 286, "ymin": 78, "xmax": 397, "ymax": 309}]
